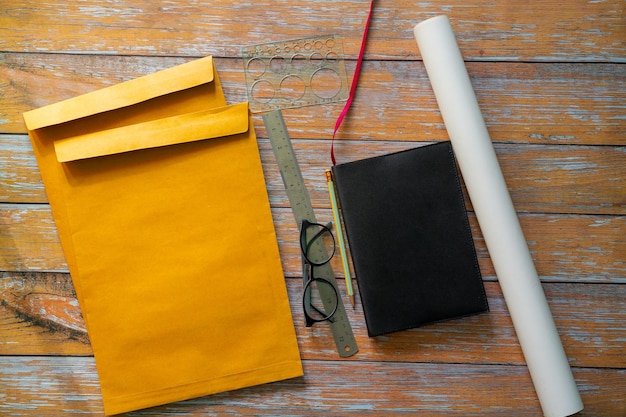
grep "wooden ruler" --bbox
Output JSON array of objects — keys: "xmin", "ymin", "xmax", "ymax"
[{"xmin": 262, "ymin": 109, "xmax": 358, "ymax": 357}]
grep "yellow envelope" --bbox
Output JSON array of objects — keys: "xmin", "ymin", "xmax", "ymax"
[{"xmin": 23, "ymin": 57, "xmax": 303, "ymax": 415}]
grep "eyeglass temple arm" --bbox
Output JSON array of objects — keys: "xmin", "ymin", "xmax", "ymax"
[{"xmin": 302, "ymin": 255, "xmax": 311, "ymax": 306}]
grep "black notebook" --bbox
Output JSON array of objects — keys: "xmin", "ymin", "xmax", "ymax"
[{"xmin": 332, "ymin": 141, "xmax": 488, "ymax": 337}]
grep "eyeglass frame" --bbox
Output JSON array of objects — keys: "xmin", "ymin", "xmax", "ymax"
[{"xmin": 299, "ymin": 219, "xmax": 340, "ymax": 327}]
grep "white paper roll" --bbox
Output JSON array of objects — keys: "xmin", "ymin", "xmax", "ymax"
[{"xmin": 413, "ymin": 15, "xmax": 583, "ymax": 417}]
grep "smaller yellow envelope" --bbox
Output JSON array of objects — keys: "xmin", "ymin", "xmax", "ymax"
[{"xmin": 23, "ymin": 57, "xmax": 302, "ymax": 415}]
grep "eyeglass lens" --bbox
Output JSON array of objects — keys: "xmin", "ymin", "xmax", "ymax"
[
  {"xmin": 301, "ymin": 221, "xmax": 339, "ymax": 325},
  {"xmin": 301, "ymin": 221, "xmax": 335, "ymax": 265},
  {"xmin": 304, "ymin": 276, "xmax": 339, "ymax": 323}
]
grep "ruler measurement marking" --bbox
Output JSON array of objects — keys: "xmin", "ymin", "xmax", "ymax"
[{"xmin": 262, "ymin": 110, "xmax": 358, "ymax": 358}]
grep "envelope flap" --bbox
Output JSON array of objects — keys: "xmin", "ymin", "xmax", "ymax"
[
  {"xmin": 23, "ymin": 56, "xmax": 215, "ymax": 131},
  {"xmin": 54, "ymin": 102, "xmax": 250, "ymax": 162}
]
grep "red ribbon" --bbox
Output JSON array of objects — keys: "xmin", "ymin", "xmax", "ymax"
[{"xmin": 330, "ymin": 0, "xmax": 375, "ymax": 166}]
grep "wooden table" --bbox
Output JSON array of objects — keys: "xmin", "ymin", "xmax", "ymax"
[{"xmin": 1, "ymin": 1, "xmax": 624, "ymax": 415}]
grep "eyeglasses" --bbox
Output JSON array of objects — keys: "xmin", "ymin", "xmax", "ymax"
[{"xmin": 299, "ymin": 220, "xmax": 339, "ymax": 327}]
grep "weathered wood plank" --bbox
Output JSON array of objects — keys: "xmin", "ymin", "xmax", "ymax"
[
  {"xmin": 0, "ymin": 356, "xmax": 623, "ymax": 416},
  {"xmin": 1, "ymin": 0, "xmax": 624, "ymax": 62},
  {"xmin": 260, "ymin": 139, "xmax": 626, "ymax": 215},
  {"xmin": 0, "ymin": 272, "xmax": 91, "ymax": 356},
  {"xmin": 2, "ymin": 132, "xmax": 625, "ymax": 215},
  {"xmin": 0, "ymin": 204, "xmax": 66, "ymax": 272},
  {"xmin": 2, "ymin": 54, "xmax": 625, "ymax": 145},
  {"xmin": 0, "ymin": 135, "xmax": 45, "ymax": 203},
  {"xmin": 1, "ymin": 204, "xmax": 624, "ymax": 282},
  {"xmin": 2, "ymin": 270, "xmax": 624, "ymax": 370},
  {"xmin": 274, "ymin": 210, "xmax": 626, "ymax": 284}
]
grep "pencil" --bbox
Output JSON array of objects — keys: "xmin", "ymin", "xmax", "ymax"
[{"xmin": 325, "ymin": 169, "xmax": 355, "ymax": 308}]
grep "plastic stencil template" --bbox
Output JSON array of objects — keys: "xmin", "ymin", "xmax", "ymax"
[{"xmin": 242, "ymin": 35, "xmax": 349, "ymax": 113}]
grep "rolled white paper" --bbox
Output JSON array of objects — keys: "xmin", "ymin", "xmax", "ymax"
[{"xmin": 413, "ymin": 15, "xmax": 583, "ymax": 417}]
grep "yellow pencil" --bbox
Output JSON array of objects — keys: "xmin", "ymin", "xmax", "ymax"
[{"xmin": 325, "ymin": 169, "xmax": 355, "ymax": 308}]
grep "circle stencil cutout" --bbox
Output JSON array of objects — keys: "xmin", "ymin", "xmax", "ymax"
[{"xmin": 242, "ymin": 35, "xmax": 349, "ymax": 113}]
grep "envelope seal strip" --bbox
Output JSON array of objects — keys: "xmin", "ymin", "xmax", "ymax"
[{"xmin": 242, "ymin": 35, "xmax": 349, "ymax": 113}]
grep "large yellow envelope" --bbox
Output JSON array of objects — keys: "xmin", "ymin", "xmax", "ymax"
[{"xmin": 23, "ymin": 57, "xmax": 303, "ymax": 415}]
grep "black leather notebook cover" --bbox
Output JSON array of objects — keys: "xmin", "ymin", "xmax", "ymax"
[{"xmin": 332, "ymin": 141, "xmax": 488, "ymax": 337}]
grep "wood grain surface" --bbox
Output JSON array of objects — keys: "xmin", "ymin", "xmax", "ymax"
[{"xmin": 1, "ymin": 0, "xmax": 624, "ymax": 416}]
